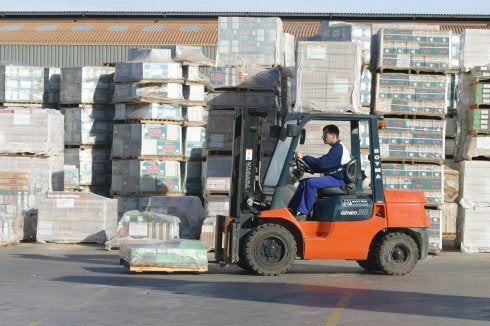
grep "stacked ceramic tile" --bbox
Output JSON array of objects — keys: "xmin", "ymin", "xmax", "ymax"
[
  {"xmin": 37, "ymin": 191, "xmax": 118, "ymax": 244},
  {"xmin": 293, "ymin": 41, "xmax": 363, "ymax": 113},
  {"xmin": 0, "ymin": 108, "xmax": 64, "ymax": 241},
  {"xmin": 113, "ymin": 48, "xmax": 211, "ymax": 218},
  {"xmin": 60, "ymin": 66, "xmax": 115, "ymax": 196}
]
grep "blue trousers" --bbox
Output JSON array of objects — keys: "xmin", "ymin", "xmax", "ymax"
[{"xmin": 289, "ymin": 176, "xmax": 345, "ymax": 215}]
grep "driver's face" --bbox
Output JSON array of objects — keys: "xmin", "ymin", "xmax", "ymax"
[{"xmin": 322, "ymin": 133, "xmax": 334, "ymax": 145}]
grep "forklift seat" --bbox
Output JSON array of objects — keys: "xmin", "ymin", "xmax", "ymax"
[{"xmin": 317, "ymin": 157, "xmax": 358, "ymax": 197}]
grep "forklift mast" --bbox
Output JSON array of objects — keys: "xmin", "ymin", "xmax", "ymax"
[{"xmin": 229, "ymin": 107, "xmax": 273, "ymax": 240}]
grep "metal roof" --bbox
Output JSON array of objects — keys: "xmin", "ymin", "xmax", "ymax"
[
  {"xmin": 1, "ymin": 11, "xmax": 490, "ymax": 19},
  {"xmin": 0, "ymin": 18, "xmax": 488, "ymax": 46}
]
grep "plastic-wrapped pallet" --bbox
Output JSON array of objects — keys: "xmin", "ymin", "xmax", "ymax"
[
  {"xmin": 185, "ymin": 106, "xmax": 207, "ymax": 125},
  {"xmin": 377, "ymin": 29, "xmax": 452, "ymax": 71},
  {"xmin": 425, "ymin": 208, "xmax": 442, "ymax": 252},
  {"xmin": 0, "ymin": 64, "xmax": 46, "ymax": 103},
  {"xmin": 374, "ymin": 73, "xmax": 448, "ymax": 116},
  {"xmin": 114, "ymin": 62, "xmax": 183, "ymax": 83},
  {"xmin": 458, "ymin": 158, "xmax": 490, "ymax": 252},
  {"xmin": 316, "ymin": 22, "xmax": 372, "ymax": 65},
  {"xmin": 379, "ymin": 118, "xmax": 445, "ymax": 162},
  {"xmin": 44, "ymin": 67, "xmax": 61, "ymax": 104},
  {"xmin": 128, "ymin": 48, "xmax": 173, "ymax": 62},
  {"xmin": 0, "ymin": 213, "xmax": 23, "ymax": 246},
  {"xmin": 0, "ymin": 190, "xmax": 33, "ymax": 241},
  {"xmin": 183, "ymin": 126, "xmax": 205, "ymax": 159},
  {"xmin": 282, "ymin": 33, "xmax": 296, "ymax": 76},
  {"xmin": 60, "ymin": 105, "xmax": 114, "ymax": 146},
  {"xmin": 207, "ymin": 91, "xmax": 279, "ymax": 109},
  {"xmin": 216, "ymin": 17, "xmax": 284, "ymax": 67},
  {"xmin": 112, "ymin": 123, "xmax": 182, "ymax": 158},
  {"xmin": 0, "ymin": 156, "xmax": 64, "ymax": 195},
  {"xmin": 158, "ymin": 45, "xmax": 215, "ymax": 67},
  {"xmin": 119, "ymin": 239, "xmax": 208, "ymax": 273},
  {"xmin": 111, "ymin": 160, "xmax": 182, "ymax": 195},
  {"xmin": 105, "ymin": 210, "xmax": 179, "ymax": 249},
  {"xmin": 360, "ymin": 69, "xmax": 372, "ymax": 108},
  {"xmin": 458, "ymin": 200, "xmax": 490, "ymax": 253},
  {"xmin": 0, "ymin": 108, "xmax": 64, "ymax": 156},
  {"xmin": 370, "ymin": 23, "xmax": 441, "ymax": 68},
  {"xmin": 382, "ymin": 163, "xmax": 444, "ymax": 206},
  {"xmin": 37, "ymin": 191, "xmax": 118, "ymax": 244},
  {"xmin": 205, "ymin": 109, "xmax": 234, "ymax": 152},
  {"xmin": 114, "ymin": 196, "xmax": 151, "ymax": 219},
  {"xmin": 146, "ymin": 196, "xmax": 207, "ymax": 240},
  {"xmin": 460, "ymin": 30, "xmax": 490, "ymax": 71},
  {"xmin": 114, "ymin": 103, "xmax": 183, "ymax": 121},
  {"xmin": 293, "ymin": 41, "xmax": 363, "ymax": 113},
  {"xmin": 204, "ymin": 156, "xmax": 232, "ymax": 193},
  {"xmin": 455, "ymin": 67, "xmax": 490, "ymax": 160},
  {"xmin": 60, "ymin": 66, "xmax": 115, "ymax": 104},
  {"xmin": 209, "ymin": 66, "xmax": 281, "ymax": 91},
  {"xmin": 112, "ymin": 82, "xmax": 183, "ymax": 104},
  {"xmin": 64, "ymin": 165, "xmax": 79, "ymax": 190},
  {"xmin": 65, "ymin": 147, "xmax": 112, "ymax": 186}
]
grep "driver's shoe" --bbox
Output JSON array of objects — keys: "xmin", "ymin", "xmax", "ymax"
[{"xmin": 295, "ymin": 214, "xmax": 307, "ymax": 221}]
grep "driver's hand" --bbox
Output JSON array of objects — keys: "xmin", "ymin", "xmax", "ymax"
[{"xmin": 295, "ymin": 150, "xmax": 303, "ymax": 159}]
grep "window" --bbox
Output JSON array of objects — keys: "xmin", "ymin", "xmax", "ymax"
[
  {"xmin": 36, "ymin": 25, "xmax": 59, "ymax": 32},
  {"xmin": 72, "ymin": 25, "xmax": 94, "ymax": 32},
  {"xmin": 143, "ymin": 25, "xmax": 165, "ymax": 32},
  {"xmin": 0, "ymin": 25, "xmax": 23, "ymax": 32},
  {"xmin": 108, "ymin": 25, "xmax": 128, "ymax": 32}
]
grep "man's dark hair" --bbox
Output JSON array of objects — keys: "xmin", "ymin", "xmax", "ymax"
[{"xmin": 323, "ymin": 124, "xmax": 340, "ymax": 137}]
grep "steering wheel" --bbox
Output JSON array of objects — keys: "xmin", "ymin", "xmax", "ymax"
[{"xmin": 295, "ymin": 156, "xmax": 315, "ymax": 174}]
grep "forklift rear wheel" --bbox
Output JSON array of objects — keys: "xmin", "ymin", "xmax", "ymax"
[
  {"xmin": 376, "ymin": 232, "xmax": 419, "ymax": 276},
  {"xmin": 244, "ymin": 223, "xmax": 297, "ymax": 276}
]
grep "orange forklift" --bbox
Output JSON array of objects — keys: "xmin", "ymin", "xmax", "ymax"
[{"xmin": 215, "ymin": 108, "xmax": 429, "ymax": 276}]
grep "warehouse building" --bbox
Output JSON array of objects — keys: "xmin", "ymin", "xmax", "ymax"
[{"xmin": 0, "ymin": 11, "xmax": 489, "ymax": 67}]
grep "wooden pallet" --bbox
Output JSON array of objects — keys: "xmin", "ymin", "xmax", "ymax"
[{"xmin": 120, "ymin": 259, "xmax": 207, "ymax": 273}]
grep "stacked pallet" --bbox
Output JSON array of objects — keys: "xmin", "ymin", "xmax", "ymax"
[
  {"xmin": 36, "ymin": 191, "xmax": 118, "ymax": 244},
  {"xmin": 111, "ymin": 48, "xmax": 210, "ymax": 217},
  {"xmin": 454, "ymin": 64, "xmax": 490, "ymax": 252},
  {"xmin": 59, "ymin": 66, "xmax": 116, "ymax": 197},
  {"xmin": 0, "ymin": 108, "xmax": 64, "ymax": 243},
  {"xmin": 374, "ymin": 28, "xmax": 457, "ymax": 253},
  {"xmin": 293, "ymin": 40, "xmax": 364, "ymax": 113},
  {"xmin": 315, "ymin": 22, "xmax": 372, "ymax": 110},
  {"xmin": 202, "ymin": 16, "xmax": 291, "ymax": 250}
]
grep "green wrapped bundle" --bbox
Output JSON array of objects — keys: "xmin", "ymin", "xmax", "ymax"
[{"xmin": 119, "ymin": 239, "xmax": 208, "ymax": 272}]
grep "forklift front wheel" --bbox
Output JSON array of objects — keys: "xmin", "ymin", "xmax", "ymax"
[
  {"xmin": 244, "ymin": 223, "xmax": 297, "ymax": 276},
  {"xmin": 376, "ymin": 232, "xmax": 419, "ymax": 276}
]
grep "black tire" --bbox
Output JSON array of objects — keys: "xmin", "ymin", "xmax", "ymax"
[
  {"xmin": 356, "ymin": 258, "xmax": 380, "ymax": 272},
  {"xmin": 244, "ymin": 223, "xmax": 297, "ymax": 276},
  {"xmin": 375, "ymin": 232, "xmax": 419, "ymax": 276}
]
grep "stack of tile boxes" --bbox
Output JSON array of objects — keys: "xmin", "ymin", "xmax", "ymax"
[
  {"xmin": 293, "ymin": 40, "xmax": 364, "ymax": 114},
  {"xmin": 59, "ymin": 67, "xmax": 116, "ymax": 197},
  {"xmin": 0, "ymin": 64, "xmax": 64, "ymax": 243},
  {"xmin": 111, "ymin": 48, "xmax": 208, "ymax": 218},
  {"xmin": 455, "ymin": 59, "xmax": 490, "ymax": 252},
  {"xmin": 315, "ymin": 22, "xmax": 372, "ymax": 111},
  {"xmin": 202, "ymin": 17, "xmax": 291, "ymax": 250},
  {"xmin": 374, "ymin": 28, "xmax": 457, "ymax": 253}
]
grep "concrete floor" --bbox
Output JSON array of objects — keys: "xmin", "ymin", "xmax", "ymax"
[{"xmin": 1, "ymin": 242, "xmax": 489, "ymax": 326}]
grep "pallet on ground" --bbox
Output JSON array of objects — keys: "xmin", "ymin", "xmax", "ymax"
[{"xmin": 120, "ymin": 259, "xmax": 207, "ymax": 273}]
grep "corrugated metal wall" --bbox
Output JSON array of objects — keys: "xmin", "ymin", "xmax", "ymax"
[{"xmin": 0, "ymin": 45, "xmax": 217, "ymax": 67}]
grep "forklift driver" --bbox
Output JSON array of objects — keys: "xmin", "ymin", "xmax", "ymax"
[{"xmin": 288, "ymin": 124, "xmax": 352, "ymax": 221}]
